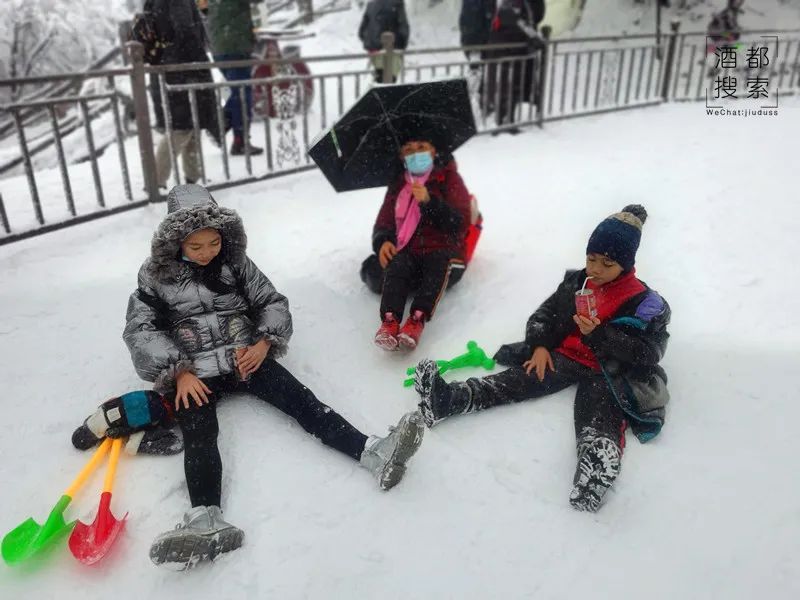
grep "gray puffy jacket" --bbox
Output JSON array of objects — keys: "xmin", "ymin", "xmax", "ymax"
[{"xmin": 123, "ymin": 185, "xmax": 292, "ymax": 393}]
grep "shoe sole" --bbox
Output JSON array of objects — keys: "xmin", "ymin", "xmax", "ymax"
[
  {"xmin": 379, "ymin": 413, "xmax": 425, "ymax": 491},
  {"xmin": 569, "ymin": 485, "xmax": 604, "ymax": 513},
  {"xmin": 150, "ymin": 527, "xmax": 244, "ymax": 570},
  {"xmin": 414, "ymin": 360, "xmax": 441, "ymax": 428},
  {"xmin": 396, "ymin": 333, "xmax": 418, "ymax": 350},
  {"xmin": 569, "ymin": 439, "xmax": 621, "ymax": 513},
  {"xmin": 374, "ymin": 332, "xmax": 399, "ymax": 351}
]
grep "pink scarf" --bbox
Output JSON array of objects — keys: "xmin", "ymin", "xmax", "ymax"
[{"xmin": 395, "ymin": 168, "xmax": 433, "ymax": 251}]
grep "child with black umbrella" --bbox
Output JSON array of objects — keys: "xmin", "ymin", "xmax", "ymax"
[{"xmin": 366, "ymin": 137, "xmax": 472, "ymax": 350}]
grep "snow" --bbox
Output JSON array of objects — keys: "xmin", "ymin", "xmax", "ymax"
[
  {"xmin": 1, "ymin": 98, "xmax": 799, "ymax": 598},
  {"xmin": 574, "ymin": 0, "xmax": 800, "ymax": 37}
]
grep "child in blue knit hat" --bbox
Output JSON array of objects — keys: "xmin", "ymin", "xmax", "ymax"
[{"xmin": 414, "ymin": 205, "xmax": 671, "ymax": 512}]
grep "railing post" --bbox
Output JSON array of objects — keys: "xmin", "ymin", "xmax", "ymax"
[
  {"xmin": 381, "ymin": 32, "xmax": 396, "ymax": 84},
  {"xmin": 656, "ymin": 1, "xmax": 662, "ymax": 60},
  {"xmin": 127, "ymin": 41, "xmax": 160, "ymax": 202},
  {"xmin": 12, "ymin": 109, "xmax": 44, "ymax": 225},
  {"xmin": 303, "ymin": 0, "xmax": 314, "ymax": 25},
  {"xmin": 0, "ymin": 192, "xmax": 11, "ymax": 235},
  {"xmin": 537, "ymin": 25, "xmax": 552, "ymax": 128},
  {"xmin": 660, "ymin": 20, "xmax": 682, "ymax": 102},
  {"xmin": 118, "ymin": 21, "xmax": 133, "ymax": 65}
]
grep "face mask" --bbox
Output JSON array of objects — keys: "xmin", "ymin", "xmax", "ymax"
[
  {"xmin": 404, "ymin": 152, "xmax": 433, "ymax": 175},
  {"xmin": 181, "ymin": 255, "xmax": 194, "ymax": 263}
]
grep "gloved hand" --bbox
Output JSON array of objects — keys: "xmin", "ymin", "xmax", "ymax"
[{"xmin": 125, "ymin": 427, "xmax": 183, "ymax": 456}]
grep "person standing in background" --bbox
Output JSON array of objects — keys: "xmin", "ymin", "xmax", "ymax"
[
  {"xmin": 484, "ymin": 0, "xmax": 545, "ymax": 133},
  {"xmin": 145, "ymin": 0, "xmax": 221, "ymax": 188},
  {"xmin": 358, "ymin": 0, "xmax": 410, "ymax": 83},
  {"xmin": 459, "ymin": 0, "xmax": 496, "ymax": 64},
  {"xmin": 207, "ymin": 0, "xmax": 265, "ymax": 155}
]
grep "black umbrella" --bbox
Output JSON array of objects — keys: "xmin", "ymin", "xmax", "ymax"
[{"xmin": 308, "ymin": 79, "xmax": 476, "ymax": 192}]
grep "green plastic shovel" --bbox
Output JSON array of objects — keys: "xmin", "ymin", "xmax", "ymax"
[
  {"xmin": 2, "ymin": 438, "xmax": 112, "ymax": 565},
  {"xmin": 403, "ymin": 340, "xmax": 496, "ymax": 387}
]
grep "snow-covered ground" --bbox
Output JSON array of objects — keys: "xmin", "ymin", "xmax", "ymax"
[{"xmin": 1, "ymin": 99, "xmax": 798, "ymax": 598}]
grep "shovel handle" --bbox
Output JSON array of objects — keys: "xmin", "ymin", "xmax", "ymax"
[
  {"xmin": 64, "ymin": 438, "xmax": 112, "ymax": 499},
  {"xmin": 103, "ymin": 438, "xmax": 123, "ymax": 494}
]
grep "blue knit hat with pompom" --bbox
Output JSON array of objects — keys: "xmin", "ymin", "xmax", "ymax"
[{"xmin": 586, "ymin": 205, "xmax": 648, "ymax": 271}]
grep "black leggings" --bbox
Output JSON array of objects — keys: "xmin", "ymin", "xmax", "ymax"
[
  {"xmin": 452, "ymin": 352, "xmax": 627, "ymax": 445},
  {"xmin": 360, "ymin": 251, "xmax": 465, "ymax": 321},
  {"xmin": 171, "ymin": 359, "xmax": 368, "ymax": 508}
]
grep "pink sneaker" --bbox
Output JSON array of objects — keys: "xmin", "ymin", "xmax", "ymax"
[
  {"xmin": 397, "ymin": 310, "xmax": 426, "ymax": 350},
  {"xmin": 374, "ymin": 313, "xmax": 400, "ymax": 351}
]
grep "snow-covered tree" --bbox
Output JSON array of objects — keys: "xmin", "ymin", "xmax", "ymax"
[{"xmin": 0, "ymin": 0, "xmax": 133, "ymax": 102}]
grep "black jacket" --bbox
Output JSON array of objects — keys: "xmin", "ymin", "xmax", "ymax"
[
  {"xmin": 459, "ymin": 0, "xmax": 496, "ymax": 47},
  {"xmin": 707, "ymin": 7, "xmax": 742, "ymax": 43},
  {"xmin": 496, "ymin": 0, "xmax": 545, "ymax": 30},
  {"xmin": 150, "ymin": 0, "xmax": 209, "ymax": 65},
  {"xmin": 486, "ymin": 0, "xmax": 545, "ymax": 54},
  {"xmin": 358, "ymin": 0, "xmax": 410, "ymax": 51},
  {"xmin": 148, "ymin": 0, "xmax": 218, "ymax": 132},
  {"xmin": 496, "ymin": 269, "xmax": 671, "ymax": 442}
]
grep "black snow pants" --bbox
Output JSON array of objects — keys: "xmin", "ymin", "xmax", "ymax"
[
  {"xmin": 170, "ymin": 359, "xmax": 368, "ymax": 508},
  {"xmin": 446, "ymin": 352, "xmax": 627, "ymax": 446},
  {"xmin": 361, "ymin": 250, "xmax": 465, "ymax": 321}
]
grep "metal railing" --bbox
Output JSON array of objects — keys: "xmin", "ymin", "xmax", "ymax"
[
  {"xmin": 667, "ymin": 27, "xmax": 800, "ymax": 103},
  {"xmin": 0, "ymin": 46, "xmax": 124, "ymax": 140},
  {"xmin": 1, "ymin": 22, "xmax": 799, "ymax": 246},
  {"xmin": 149, "ymin": 35, "xmax": 548, "ymax": 196},
  {"xmin": 0, "ymin": 60, "xmax": 141, "ymax": 244}
]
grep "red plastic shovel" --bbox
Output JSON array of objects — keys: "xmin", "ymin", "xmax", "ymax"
[{"xmin": 68, "ymin": 437, "xmax": 128, "ymax": 565}]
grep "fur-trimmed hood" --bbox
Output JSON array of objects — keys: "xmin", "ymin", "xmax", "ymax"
[{"xmin": 148, "ymin": 184, "xmax": 247, "ymax": 282}]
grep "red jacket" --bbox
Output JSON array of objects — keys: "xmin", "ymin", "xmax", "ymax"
[
  {"xmin": 556, "ymin": 270, "xmax": 647, "ymax": 370},
  {"xmin": 372, "ymin": 161, "xmax": 472, "ymax": 260}
]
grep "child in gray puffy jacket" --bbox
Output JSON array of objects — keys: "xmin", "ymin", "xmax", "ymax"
[{"xmin": 124, "ymin": 184, "xmax": 424, "ymax": 570}]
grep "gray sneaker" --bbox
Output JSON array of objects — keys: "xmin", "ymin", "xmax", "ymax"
[
  {"xmin": 360, "ymin": 411, "xmax": 425, "ymax": 490},
  {"xmin": 149, "ymin": 505, "xmax": 244, "ymax": 570}
]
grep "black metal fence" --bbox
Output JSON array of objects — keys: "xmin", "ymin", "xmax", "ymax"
[
  {"xmin": 0, "ymin": 62, "xmax": 142, "ymax": 244},
  {"xmin": 668, "ymin": 28, "xmax": 800, "ymax": 102},
  {"xmin": 1, "ymin": 22, "xmax": 798, "ymax": 246}
]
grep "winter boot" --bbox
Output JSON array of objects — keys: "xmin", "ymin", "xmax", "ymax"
[
  {"xmin": 374, "ymin": 312, "xmax": 400, "ymax": 351},
  {"xmin": 72, "ymin": 391, "xmax": 175, "ymax": 452},
  {"xmin": 414, "ymin": 359, "xmax": 473, "ymax": 427},
  {"xmin": 360, "ymin": 411, "xmax": 425, "ymax": 490},
  {"xmin": 491, "ymin": 127, "xmax": 522, "ymax": 137},
  {"xmin": 149, "ymin": 505, "xmax": 244, "ymax": 570},
  {"xmin": 125, "ymin": 427, "xmax": 183, "ymax": 456},
  {"xmin": 569, "ymin": 436, "xmax": 622, "ymax": 513},
  {"xmin": 397, "ymin": 310, "xmax": 426, "ymax": 350},
  {"xmin": 230, "ymin": 135, "xmax": 264, "ymax": 156},
  {"xmin": 71, "ymin": 409, "xmax": 111, "ymax": 450},
  {"xmin": 72, "ymin": 420, "xmax": 102, "ymax": 451}
]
